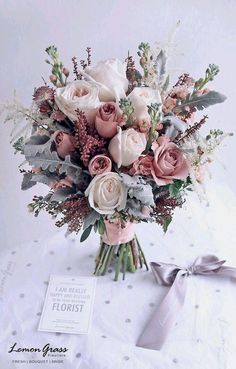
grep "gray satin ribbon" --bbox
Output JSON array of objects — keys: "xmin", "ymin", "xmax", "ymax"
[{"xmin": 136, "ymin": 255, "xmax": 236, "ymax": 350}]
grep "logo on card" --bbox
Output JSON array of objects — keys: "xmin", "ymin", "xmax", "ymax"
[{"xmin": 8, "ymin": 342, "xmax": 68, "ymax": 357}]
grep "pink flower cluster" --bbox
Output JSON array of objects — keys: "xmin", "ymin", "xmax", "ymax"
[{"xmin": 129, "ymin": 136, "xmax": 188, "ymax": 185}]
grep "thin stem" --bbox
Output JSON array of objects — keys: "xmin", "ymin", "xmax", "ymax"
[
  {"xmin": 101, "ymin": 245, "xmax": 115, "ymax": 276},
  {"xmin": 135, "ymin": 235, "xmax": 149, "ymax": 271},
  {"xmin": 127, "ymin": 243, "xmax": 136, "ymax": 273},
  {"xmin": 114, "ymin": 243, "xmax": 126, "ymax": 281},
  {"xmin": 94, "ymin": 243, "xmax": 107, "ymax": 276},
  {"xmin": 122, "ymin": 244, "xmax": 128, "ymax": 280}
]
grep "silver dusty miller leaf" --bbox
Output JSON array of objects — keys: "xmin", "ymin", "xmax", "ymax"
[
  {"xmin": 163, "ymin": 115, "xmax": 186, "ymax": 139},
  {"xmin": 25, "ymin": 149, "xmax": 82, "ymax": 183},
  {"xmin": 50, "ymin": 187, "xmax": 77, "ymax": 202},
  {"xmin": 126, "ymin": 198, "xmax": 153, "ymax": 220},
  {"xmin": 83, "ymin": 210, "xmax": 100, "ymax": 230},
  {"xmin": 156, "ymin": 49, "xmax": 168, "ymax": 88},
  {"xmin": 120, "ymin": 173, "xmax": 155, "ymax": 206},
  {"xmin": 177, "ymin": 90, "xmax": 226, "ymax": 112},
  {"xmin": 24, "ymin": 135, "xmax": 52, "ymax": 157}
]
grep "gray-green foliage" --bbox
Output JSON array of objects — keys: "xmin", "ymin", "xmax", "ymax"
[
  {"xmin": 21, "ymin": 171, "xmax": 59, "ymax": 190},
  {"xmin": 121, "ymin": 174, "xmax": 154, "ymax": 206},
  {"xmin": 177, "ymin": 90, "xmax": 226, "ymax": 113},
  {"xmin": 126, "ymin": 198, "xmax": 153, "ymax": 220},
  {"xmin": 83, "ymin": 210, "xmax": 101, "ymax": 230},
  {"xmin": 163, "ymin": 115, "xmax": 186, "ymax": 139},
  {"xmin": 156, "ymin": 49, "xmax": 168, "ymax": 89},
  {"xmin": 24, "ymin": 135, "xmax": 52, "ymax": 157},
  {"xmin": 50, "ymin": 186, "xmax": 77, "ymax": 202},
  {"xmin": 25, "ymin": 148, "xmax": 82, "ymax": 182}
]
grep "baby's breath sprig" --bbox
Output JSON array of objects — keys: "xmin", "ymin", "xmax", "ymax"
[
  {"xmin": 194, "ymin": 64, "xmax": 219, "ymax": 91},
  {"xmin": 205, "ymin": 129, "xmax": 233, "ymax": 154}
]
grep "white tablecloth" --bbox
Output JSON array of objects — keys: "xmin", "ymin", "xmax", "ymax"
[{"xmin": 1, "ymin": 185, "xmax": 236, "ymax": 369}]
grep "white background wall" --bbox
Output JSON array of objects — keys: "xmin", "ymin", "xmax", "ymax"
[{"xmin": 0, "ymin": 0, "xmax": 235, "ymax": 251}]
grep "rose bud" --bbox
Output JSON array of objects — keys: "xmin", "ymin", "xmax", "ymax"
[
  {"xmin": 53, "ymin": 130, "xmax": 75, "ymax": 159},
  {"xmin": 62, "ymin": 67, "xmax": 70, "ymax": 77},
  {"xmin": 95, "ymin": 102, "xmax": 121, "ymax": 138}
]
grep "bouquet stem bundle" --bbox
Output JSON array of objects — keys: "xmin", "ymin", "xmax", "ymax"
[{"xmin": 95, "ymin": 235, "xmax": 148, "ymax": 281}]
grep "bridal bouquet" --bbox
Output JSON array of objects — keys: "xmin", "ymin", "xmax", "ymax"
[{"xmin": 2, "ymin": 42, "xmax": 231, "ymax": 280}]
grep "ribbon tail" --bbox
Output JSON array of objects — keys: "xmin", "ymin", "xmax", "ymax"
[{"xmin": 136, "ymin": 270, "xmax": 187, "ymax": 350}]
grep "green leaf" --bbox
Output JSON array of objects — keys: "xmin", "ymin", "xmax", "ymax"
[
  {"xmin": 80, "ymin": 225, "xmax": 93, "ymax": 243},
  {"xmin": 83, "ymin": 211, "xmax": 100, "ymax": 230},
  {"xmin": 97, "ymin": 217, "xmax": 106, "ymax": 235},
  {"xmin": 194, "ymin": 64, "xmax": 219, "ymax": 91},
  {"xmin": 163, "ymin": 216, "xmax": 172, "ymax": 232},
  {"xmin": 168, "ymin": 178, "xmax": 192, "ymax": 198},
  {"xmin": 168, "ymin": 180, "xmax": 184, "ymax": 197}
]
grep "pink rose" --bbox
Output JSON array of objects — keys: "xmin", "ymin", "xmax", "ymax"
[
  {"xmin": 88, "ymin": 155, "xmax": 112, "ymax": 176},
  {"xmin": 129, "ymin": 155, "xmax": 153, "ymax": 176},
  {"xmin": 95, "ymin": 102, "xmax": 121, "ymax": 138},
  {"xmin": 53, "ymin": 130, "xmax": 75, "ymax": 158},
  {"xmin": 151, "ymin": 136, "xmax": 189, "ymax": 185}
]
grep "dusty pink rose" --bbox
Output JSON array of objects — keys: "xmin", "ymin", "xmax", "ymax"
[
  {"xmin": 53, "ymin": 130, "xmax": 75, "ymax": 158},
  {"xmin": 151, "ymin": 136, "xmax": 189, "ymax": 185},
  {"xmin": 95, "ymin": 102, "xmax": 121, "ymax": 138},
  {"xmin": 88, "ymin": 155, "xmax": 112, "ymax": 176},
  {"xmin": 129, "ymin": 155, "xmax": 153, "ymax": 176}
]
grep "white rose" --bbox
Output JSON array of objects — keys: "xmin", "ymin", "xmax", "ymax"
[
  {"xmin": 55, "ymin": 80, "xmax": 101, "ymax": 123},
  {"xmin": 108, "ymin": 127, "xmax": 146, "ymax": 168},
  {"xmin": 128, "ymin": 87, "xmax": 162, "ymax": 120},
  {"xmin": 85, "ymin": 172, "xmax": 127, "ymax": 214},
  {"xmin": 84, "ymin": 59, "xmax": 128, "ymax": 102}
]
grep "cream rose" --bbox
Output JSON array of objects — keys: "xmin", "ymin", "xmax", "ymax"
[
  {"xmin": 55, "ymin": 80, "xmax": 101, "ymax": 123},
  {"xmin": 128, "ymin": 87, "xmax": 162, "ymax": 121},
  {"xmin": 85, "ymin": 172, "xmax": 127, "ymax": 214},
  {"xmin": 108, "ymin": 127, "xmax": 146, "ymax": 168},
  {"xmin": 84, "ymin": 59, "xmax": 128, "ymax": 102}
]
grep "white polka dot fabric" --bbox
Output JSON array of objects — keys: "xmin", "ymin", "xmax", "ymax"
[{"xmin": 0, "ymin": 184, "xmax": 236, "ymax": 369}]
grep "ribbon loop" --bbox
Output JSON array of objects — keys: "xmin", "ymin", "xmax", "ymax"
[{"xmin": 136, "ymin": 254, "xmax": 236, "ymax": 351}]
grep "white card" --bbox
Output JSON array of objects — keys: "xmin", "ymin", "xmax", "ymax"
[{"xmin": 38, "ymin": 275, "xmax": 96, "ymax": 334}]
